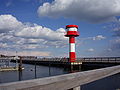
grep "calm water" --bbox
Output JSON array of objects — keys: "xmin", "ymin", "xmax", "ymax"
[
  {"xmin": 0, "ymin": 63, "xmax": 120, "ymax": 90},
  {"xmin": 82, "ymin": 73, "xmax": 120, "ymax": 90},
  {"xmin": 0, "ymin": 63, "xmax": 68, "ymax": 84}
]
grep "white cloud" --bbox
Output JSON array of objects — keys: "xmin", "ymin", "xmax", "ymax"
[
  {"xmin": 22, "ymin": 44, "xmax": 41, "ymax": 49},
  {"xmin": 0, "ymin": 15, "xmax": 67, "ymax": 41},
  {"xmin": 114, "ymin": 38, "xmax": 120, "ymax": 43},
  {"xmin": 0, "ymin": 51, "xmax": 51, "ymax": 56},
  {"xmin": 0, "ymin": 43, "xmax": 8, "ymax": 48},
  {"xmin": 87, "ymin": 48, "xmax": 94, "ymax": 52},
  {"xmin": 107, "ymin": 48, "xmax": 112, "ymax": 52},
  {"xmin": 44, "ymin": 40, "xmax": 67, "ymax": 48},
  {"xmin": 0, "ymin": 15, "xmax": 23, "ymax": 33},
  {"xmin": 19, "ymin": 51, "xmax": 51, "ymax": 56},
  {"xmin": 0, "ymin": 14, "xmax": 68, "ymax": 52},
  {"xmin": 0, "ymin": 34, "xmax": 19, "ymax": 44},
  {"xmin": 78, "ymin": 35, "xmax": 106, "ymax": 41},
  {"xmin": 15, "ymin": 25, "xmax": 67, "ymax": 41},
  {"xmin": 24, "ymin": 39, "xmax": 45, "ymax": 44},
  {"xmin": 38, "ymin": 0, "xmax": 120, "ymax": 23},
  {"xmin": 93, "ymin": 35, "xmax": 106, "ymax": 40}
]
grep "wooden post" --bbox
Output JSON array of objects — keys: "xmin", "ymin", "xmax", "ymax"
[
  {"xmin": 71, "ymin": 64, "xmax": 73, "ymax": 71},
  {"xmin": 35, "ymin": 61, "xmax": 37, "ymax": 78},
  {"xmin": 18, "ymin": 57, "xmax": 22, "ymax": 81},
  {"xmin": 19, "ymin": 70, "xmax": 22, "ymax": 81},
  {"xmin": 19, "ymin": 57, "xmax": 22, "ymax": 71},
  {"xmin": 49, "ymin": 61, "xmax": 51, "ymax": 76},
  {"xmin": 79, "ymin": 64, "xmax": 81, "ymax": 71}
]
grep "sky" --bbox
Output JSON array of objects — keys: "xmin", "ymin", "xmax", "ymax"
[{"xmin": 0, "ymin": 0, "xmax": 120, "ymax": 57}]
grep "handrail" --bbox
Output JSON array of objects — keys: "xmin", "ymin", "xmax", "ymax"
[{"xmin": 0, "ymin": 65, "xmax": 120, "ymax": 90}]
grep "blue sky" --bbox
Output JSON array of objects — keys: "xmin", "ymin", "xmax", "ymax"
[{"xmin": 0, "ymin": 0, "xmax": 120, "ymax": 57}]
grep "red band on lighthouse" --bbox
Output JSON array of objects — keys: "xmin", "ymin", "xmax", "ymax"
[
  {"xmin": 66, "ymin": 25, "xmax": 78, "ymax": 29},
  {"xmin": 69, "ymin": 37, "xmax": 75, "ymax": 43},
  {"xmin": 66, "ymin": 31, "xmax": 79, "ymax": 36},
  {"xmin": 70, "ymin": 52, "xmax": 76, "ymax": 62}
]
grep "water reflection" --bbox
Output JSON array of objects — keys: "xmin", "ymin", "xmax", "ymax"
[{"xmin": 18, "ymin": 71, "xmax": 22, "ymax": 81}]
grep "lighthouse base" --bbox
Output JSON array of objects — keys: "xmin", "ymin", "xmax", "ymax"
[
  {"xmin": 68, "ymin": 62, "xmax": 82, "ymax": 72},
  {"xmin": 71, "ymin": 62, "xmax": 82, "ymax": 65}
]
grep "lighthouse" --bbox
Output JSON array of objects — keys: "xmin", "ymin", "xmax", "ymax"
[{"xmin": 65, "ymin": 25, "xmax": 79, "ymax": 63}]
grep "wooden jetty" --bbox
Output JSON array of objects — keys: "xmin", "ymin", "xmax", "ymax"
[{"xmin": 0, "ymin": 67, "xmax": 18, "ymax": 72}]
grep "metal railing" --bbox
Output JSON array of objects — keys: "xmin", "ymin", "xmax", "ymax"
[{"xmin": 1, "ymin": 57, "xmax": 120, "ymax": 63}]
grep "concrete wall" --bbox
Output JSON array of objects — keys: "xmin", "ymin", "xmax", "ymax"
[{"xmin": 0, "ymin": 65, "xmax": 120, "ymax": 90}]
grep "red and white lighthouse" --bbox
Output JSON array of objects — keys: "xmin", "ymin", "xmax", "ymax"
[{"xmin": 65, "ymin": 25, "xmax": 79, "ymax": 63}]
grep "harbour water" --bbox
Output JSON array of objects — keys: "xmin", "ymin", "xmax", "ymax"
[
  {"xmin": 0, "ymin": 63, "xmax": 68, "ymax": 84},
  {"xmin": 82, "ymin": 73, "xmax": 120, "ymax": 90},
  {"xmin": 0, "ymin": 63, "xmax": 120, "ymax": 90}
]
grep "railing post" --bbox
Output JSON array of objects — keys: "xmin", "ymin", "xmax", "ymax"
[
  {"xmin": 35, "ymin": 61, "xmax": 37, "ymax": 78},
  {"xmin": 115, "ymin": 57, "xmax": 116, "ymax": 63},
  {"xmin": 68, "ymin": 86, "xmax": 81, "ymax": 90},
  {"xmin": 73, "ymin": 86, "xmax": 81, "ymax": 90}
]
